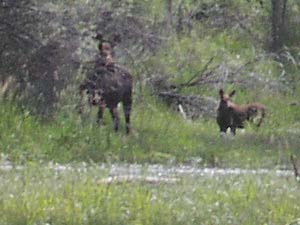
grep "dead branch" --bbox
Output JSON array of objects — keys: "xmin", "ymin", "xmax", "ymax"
[
  {"xmin": 171, "ymin": 54, "xmax": 274, "ymax": 90},
  {"xmin": 290, "ymin": 155, "xmax": 300, "ymax": 182},
  {"xmin": 172, "ymin": 56, "xmax": 215, "ymax": 90},
  {"xmin": 231, "ymin": 56, "xmax": 262, "ymax": 77}
]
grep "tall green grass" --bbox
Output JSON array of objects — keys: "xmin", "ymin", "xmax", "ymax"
[
  {"xmin": 1, "ymin": 87, "xmax": 299, "ymax": 168},
  {"xmin": 0, "ymin": 166, "xmax": 299, "ymax": 225}
]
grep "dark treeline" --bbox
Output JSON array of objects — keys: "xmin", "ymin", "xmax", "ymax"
[{"xmin": 0, "ymin": 0, "xmax": 300, "ymax": 116}]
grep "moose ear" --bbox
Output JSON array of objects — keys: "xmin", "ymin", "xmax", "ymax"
[
  {"xmin": 79, "ymin": 84, "xmax": 86, "ymax": 91},
  {"xmin": 229, "ymin": 90, "xmax": 236, "ymax": 97},
  {"xmin": 219, "ymin": 89, "xmax": 224, "ymax": 98}
]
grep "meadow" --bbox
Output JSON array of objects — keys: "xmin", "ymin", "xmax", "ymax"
[
  {"xmin": 0, "ymin": 164, "xmax": 300, "ymax": 225},
  {"xmin": 1, "ymin": 84, "xmax": 300, "ymax": 224},
  {"xmin": 1, "ymin": 89, "xmax": 300, "ymax": 169},
  {"xmin": 1, "ymin": 0, "xmax": 300, "ymax": 224}
]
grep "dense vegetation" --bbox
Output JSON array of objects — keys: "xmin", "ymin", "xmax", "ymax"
[{"xmin": 1, "ymin": 0, "xmax": 300, "ymax": 224}]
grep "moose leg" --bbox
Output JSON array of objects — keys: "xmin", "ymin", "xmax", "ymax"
[
  {"xmin": 78, "ymin": 89, "xmax": 85, "ymax": 114},
  {"xmin": 123, "ymin": 103, "xmax": 132, "ymax": 134},
  {"xmin": 230, "ymin": 127, "xmax": 236, "ymax": 136},
  {"xmin": 97, "ymin": 105, "xmax": 105, "ymax": 125},
  {"xmin": 109, "ymin": 107, "xmax": 119, "ymax": 132},
  {"xmin": 97, "ymin": 100, "xmax": 106, "ymax": 125}
]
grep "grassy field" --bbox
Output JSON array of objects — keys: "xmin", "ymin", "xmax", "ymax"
[
  {"xmin": 1, "ymin": 1, "xmax": 300, "ymax": 223},
  {"xmin": 1, "ymin": 77, "xmax": 300, "ymax": 225},
  {"xmin": 0, "ymin": 87, "xmax": 300, "ymax": 169},
  {"xmin": 0, "ymin": 164, "xmax": 299, "ymax": 225},
  {"xmin": 1, "ymin": 81, "xmax": 300, "ymax": 170},
  {"xmin": 1, "ymin": 0, "xmax": 300, "ymax": 168}
]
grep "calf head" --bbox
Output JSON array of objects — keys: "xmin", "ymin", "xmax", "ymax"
[
  {"xmin": 218, "ymin": 89, "xmax": 235, "ymax": 111},
  {"xmin": 100, "ymin": 42, "xmax": 112, "ymax": 57}
]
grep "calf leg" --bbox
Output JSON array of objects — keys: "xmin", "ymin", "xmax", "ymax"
[
  {"xmin": 219, "ymin": 125, "xmax": 227, "ymax": 135},
  {"xmin": 109, "ymin": 107, "xmax": 119, "ymax": 132},
  {"xmin": 230, "ymin": 127, "xmax": 236, "ymax": 136}
]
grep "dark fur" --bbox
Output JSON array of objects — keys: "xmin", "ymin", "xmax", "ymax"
[
  {"xmin": 80, "ymin": 66, "xmax": 133, "ymax": 134},
  {"xmin": 216, "ymin": 89, "xmax": 266, "ymax": 135}
]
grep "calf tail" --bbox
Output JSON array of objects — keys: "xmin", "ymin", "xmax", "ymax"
[
  {"xmin": 247, "ymin": 103, "xmax": 266, "ymax": 128},
  {"xmin": 255, "ymin": 104, "xmax": 266, "ymax": 128}
]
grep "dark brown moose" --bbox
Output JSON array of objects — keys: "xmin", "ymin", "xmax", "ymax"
[
  {"xmin": 79, "ymin": 66, "xmax": 133, "ymax": 134},
  {"xmin": 216, "ymin": 89, "xmax": 266, "ymax": 135}
]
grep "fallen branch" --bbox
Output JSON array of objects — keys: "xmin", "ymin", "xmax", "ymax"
[{"xmin": 158, "ymin": 91, "xmax": 218, "ymax": 120}]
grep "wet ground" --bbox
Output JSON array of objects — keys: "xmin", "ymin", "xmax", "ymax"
[{"xmin": 0, "ymin": 160, "xmax": 295, "ymax": 184}]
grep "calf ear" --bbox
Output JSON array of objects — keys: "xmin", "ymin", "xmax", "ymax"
[
  {"xmin": 219, "ymin": 89, "xmax": 224, "ymax": 98},
  {"xmin": 229, "ymin": 90, "xmax": 236, "ymax": 97},
  {"xmin": 87, "ymin": 80, "xmax": 96, "ymax": 89}
]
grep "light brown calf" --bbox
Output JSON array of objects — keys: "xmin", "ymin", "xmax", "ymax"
[{"xmin": 216, "ymin": 89, "xmax": 266, "ymax": 135}]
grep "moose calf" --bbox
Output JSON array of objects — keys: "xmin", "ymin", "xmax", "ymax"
[{"xmin": 216, "ymin": 89, "xmax": 266, "ymax": 135}]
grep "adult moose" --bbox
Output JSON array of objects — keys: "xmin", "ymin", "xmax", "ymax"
[
  {"xmin": 216, "ymin": 89, "xmax": 266, "ymax": 136},
  {"xmin": 79, "ymin": 66, "xmax": 133, "ymax": 134}
]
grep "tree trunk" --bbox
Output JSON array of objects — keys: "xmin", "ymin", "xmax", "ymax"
[
  {"xmin": 271, "ymin": 0, "xmax": 288, "ymax": 52},
  {"xmin": 176, "ymin": 0, "xmax": 184, "ymax": 34},
  {"xmin": 166, "ymin": 0, "xmax": 173, "ymax": 31}
]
